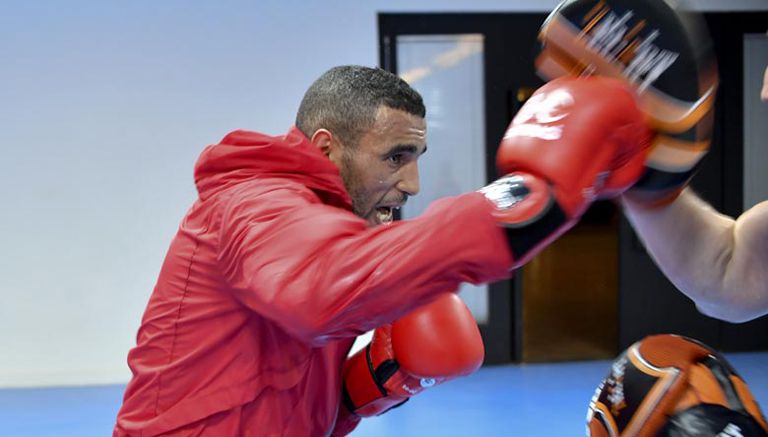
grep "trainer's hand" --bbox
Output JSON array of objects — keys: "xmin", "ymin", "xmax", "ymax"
[
  {"xmin": 587, "ymin": 334, "xmax": 768, "ymax": 436},
  {"xmin": 480, "ymin": 75, "xmax": 651, "ymax": 266},
  {"xmin": 536, "ymin": 0, "xmax": 719, "ymax": 207}
]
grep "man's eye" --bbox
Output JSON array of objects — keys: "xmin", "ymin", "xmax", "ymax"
[{"xmin": 387, "ymin": 154, "xmax": 404, "ymax": 165}]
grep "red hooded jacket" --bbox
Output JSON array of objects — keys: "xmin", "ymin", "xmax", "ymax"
[{"xmin": 114, "ymin": 127, "xmax": 513, "ymax": 436}]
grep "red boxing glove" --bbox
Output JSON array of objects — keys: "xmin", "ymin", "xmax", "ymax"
[
  {"xmin": 536, "ymin": 0, "xmax": 719, "ymax": 207},
  {"xmin": 341, "ymin": 293, "xmax": 484, "ymax": 418},
  {"xmin": 480, "ymin": 75, "xmax": 652, "ymax": 265}
]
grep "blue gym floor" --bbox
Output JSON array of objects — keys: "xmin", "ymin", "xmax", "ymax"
[{"xmin": 1, "ymin": 353, "xmax": 765, "ymax": 436}]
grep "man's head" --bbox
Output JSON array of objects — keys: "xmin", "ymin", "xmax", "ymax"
[{"xmin": 296, "ymin": 66, "xmax": 427, "ymax": 226}]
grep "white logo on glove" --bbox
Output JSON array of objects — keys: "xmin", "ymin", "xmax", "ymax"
[
  {"xmin": 585, "ymin": 10, "xmax": 679, "ymax": 93},
  {"xmin": 419, "ymin": 378, "xmax": 436, "ymax": 388},
  {"xmin": 717, "ymin": 423, "xmax": 744, "ymax": 437},
  {"xmin": 505, "ymin": 89, "xmax": 574, "ymax": 141},
  {"xmin": 606, "ymin": 357, "xmax": 627, "ymax": 412}
]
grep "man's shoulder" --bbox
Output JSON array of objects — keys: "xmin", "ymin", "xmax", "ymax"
[{"xmin": 217, "ymin": 177, "xmax": 324, "ymax": 212}]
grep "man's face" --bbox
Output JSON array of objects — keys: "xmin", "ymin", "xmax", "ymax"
[{"xmin": 335, "ymin": 106, "xmax": 427, "ymax": 226}]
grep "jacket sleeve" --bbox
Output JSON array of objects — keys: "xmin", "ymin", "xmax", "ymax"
[{"xmin": 216, "ymin": 180, "xmax": 513, "ymax": 345}]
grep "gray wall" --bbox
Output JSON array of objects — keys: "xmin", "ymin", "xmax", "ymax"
[
  {"xmin": 1, "ymin": 0, "xmax": 766, "ymax": 387},
  {"xmin": 744, "ymin": 34, "xmax": 768, "ymax": 209}
]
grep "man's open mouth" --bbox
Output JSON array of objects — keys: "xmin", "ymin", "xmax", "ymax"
[{"xmin": 375, "ymin": 206, "xmax": 399, "ymax": 225}]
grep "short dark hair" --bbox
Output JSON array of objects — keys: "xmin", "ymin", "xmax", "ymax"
[{"xmin": 295, "ymin": 65, "xmax": 426, "ymax": 147}]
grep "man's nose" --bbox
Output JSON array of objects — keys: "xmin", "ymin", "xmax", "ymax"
[{"xmin": 396, "ymin": 161, "xmax": 420, "ymax": 196}]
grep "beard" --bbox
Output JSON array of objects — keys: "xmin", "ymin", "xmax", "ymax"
[
  {"xmin": 337, "ymin": 149, "xmax": 406, "ymax": 226},
  {"xmin": 338, "ymin": 149, "xmax": 368, "ymax": 218}
]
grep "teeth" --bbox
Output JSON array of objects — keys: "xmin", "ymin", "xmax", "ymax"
[{"xmin": 376, "ymin": 207, "xmax": 394, "ymax": 225}]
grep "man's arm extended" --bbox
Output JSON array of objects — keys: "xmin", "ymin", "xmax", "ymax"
[{"xmin": 622, "ymin": 188, "xmax": 768, "ymax": 322}]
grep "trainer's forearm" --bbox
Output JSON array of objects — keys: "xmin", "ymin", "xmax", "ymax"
[{"xmin": 621, "ymin": 188, "xmax": 756, "ymax": 322}]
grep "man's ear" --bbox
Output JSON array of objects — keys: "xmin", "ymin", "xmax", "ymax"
[{"xmin": 311, "ymin": 129, "xmax": 343, "ymax": 165}]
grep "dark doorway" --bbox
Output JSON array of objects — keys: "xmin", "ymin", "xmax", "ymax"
[{"xmin": 379, "ymin": 12, "xmax": 618, "ymax": 364}]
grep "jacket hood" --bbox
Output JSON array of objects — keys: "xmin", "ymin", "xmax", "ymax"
[{"xmin": 193, "ymin": 127, "xmax": 352, "ymax": 209}]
